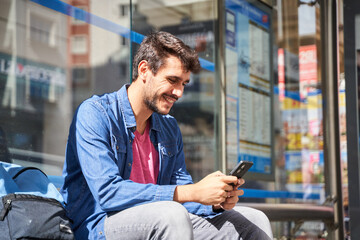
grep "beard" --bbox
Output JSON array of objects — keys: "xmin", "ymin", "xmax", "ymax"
[
  {"xmin": 143, "ymin": 77, "xmax": 178, "ymax": 115},
  {"xmin": 144, "ymin": 95, "xmax": 162, "ymax": 114},
  {"xmin": 143, "ymin": 76, "xmax": 165, "ymax": 115},
  {"xmin": 144, "ymin": 92, "xmax": 178, "ymax": 115},
  {"xmin": 144, "ymin": 93, "xmax": 169, "ymax": 115}
]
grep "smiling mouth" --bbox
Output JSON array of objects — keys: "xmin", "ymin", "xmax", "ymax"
[{"xmin": 163, "ymin": 95, "xmax": 178, "ymax": 104}]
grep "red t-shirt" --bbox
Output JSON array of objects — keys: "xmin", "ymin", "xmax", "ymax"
[{"xmin": 129, "ymin": 122, "xmax": 159, "ymax": 184}]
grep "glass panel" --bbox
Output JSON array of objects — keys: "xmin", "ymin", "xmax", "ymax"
[
  {"xmin": 0, "ymin": 0, "xmax": 132, "ymax": 175},
  {"xmin": 131, "ymin": 0, "xmax": 218, "ymax": 181},
  {"xmin": 224, "ymin": 0, "xmax": 331, "ymax": 237},
  {"xmin": 0, "ymin": 0, "xmax": 217, "ymax": 181},
  {"xmin": 224, "ymin": 0, "xmax": 324, "ymax": 211},
  {"xmin": 225, "ymin": 0, "xmax": 273, "ymax": 180},
  {"xmin": 274, "ymin": 0, "xmax": 325, "ymax": 207}
]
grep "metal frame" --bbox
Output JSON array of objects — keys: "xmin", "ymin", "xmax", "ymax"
[
  {"xmin": 344, "ymin": 0, "xmax": 360, "ymax": 238},
  {"xmin": 320, "ymin": 0, "xmax": 344, "ymax": 239},
  {"xmin": 215, "ymin": 0, "xmax": 227, "ymax": 173}
]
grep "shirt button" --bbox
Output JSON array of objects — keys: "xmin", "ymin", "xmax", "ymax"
[
  {"xmin": 129, "ymin": 139, "xmax": 132, "ymax": 143},
  {"xmin": 116, "ymin": 146, "xmax": 119, "ymax": 150},
  {"xmin": 128, "ymin": 163, "xmax": 131, "ymax": 167}
]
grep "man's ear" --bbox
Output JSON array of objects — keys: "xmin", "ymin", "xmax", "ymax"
[{"xmin": 138, "ymin": 60, "xmax": 149, "ymax": 83}]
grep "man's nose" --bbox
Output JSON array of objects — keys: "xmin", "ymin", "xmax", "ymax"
[{"xmin": 172, "ymin": 84, "xmax": 184, "ymax": 99}]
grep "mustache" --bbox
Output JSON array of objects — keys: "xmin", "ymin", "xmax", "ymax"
[{"xmin": 163, "ymin": 94, "xmax": 179, "ymax": 101}]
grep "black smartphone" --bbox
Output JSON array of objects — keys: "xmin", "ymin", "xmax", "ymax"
[{"xmin": 229, "ymin": 160, "xmax": 253, "ymax": 179}]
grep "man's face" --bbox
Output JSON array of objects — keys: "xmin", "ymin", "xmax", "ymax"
[{"xmin": 143, "ymin": 56, "xmax": 191, "ymax": 115}]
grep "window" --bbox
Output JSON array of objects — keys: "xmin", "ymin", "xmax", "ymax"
[
  {"xmin": 119, "ymin": 5, "xmax": 129, "ymax": 17},
  {"xmin": 30, "ymin": 13, "xmax": 56, "ymax": 47},
  {"xmin": 71, "ymin": 35, "xmax": 87, "ymax": 54},
  {"xmin": 120, "ymin": 36, "xmax": 128, "ymax": 46},
  {"xmin": 72, "ymin": 67, "xmax": 88, "ymax": 85}
]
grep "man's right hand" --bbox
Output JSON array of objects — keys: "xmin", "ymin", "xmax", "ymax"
[{"xmin": 173, "ymin": 171, "xmax": 242, "ymax": 206}]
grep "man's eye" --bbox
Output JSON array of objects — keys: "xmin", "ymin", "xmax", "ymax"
[{"xmin": 167, "ymin": 78, "xmax": 176, "ymax": 84}]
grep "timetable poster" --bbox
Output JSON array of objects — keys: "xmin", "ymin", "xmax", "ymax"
[{"xmin": 225, "ymin": 0, "xmax": 272, "ymax": 175}]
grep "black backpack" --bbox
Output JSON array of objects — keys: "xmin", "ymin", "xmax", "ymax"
[{"xmin": 0, "ymin": 162, "xmax": 74, "ymax": 240}]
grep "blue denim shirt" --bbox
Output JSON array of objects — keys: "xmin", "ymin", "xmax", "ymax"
[{"xmin": 60, "ymin": 84, "xmax": 217, "ymax": 240}]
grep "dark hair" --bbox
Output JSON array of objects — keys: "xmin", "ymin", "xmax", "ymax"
[{"xmin": 132, "ymin": 31, "xmax": 201, "ymax": 81}]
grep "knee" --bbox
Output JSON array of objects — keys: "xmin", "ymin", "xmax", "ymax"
[
  {"xmin": 235, "ymin": 206, "xmax": 270, "ymax": 224},
  {"xmin": 252, "ymin": 209, "xmax": 273, "ymax": 238},
  {"xmin": 157, "ymin": 201, "xmax": 190, "ymax": 224},
  {"xmin": 250, "ymin": 208, "xmax": 270, "ymax": 224},
  {"xmin": 233, "ymin": 206, "xmax": 273, "ymax": 238},
  {"xmin": 154, "ymin": 201, "xmax": 193, "ymax": 239}
]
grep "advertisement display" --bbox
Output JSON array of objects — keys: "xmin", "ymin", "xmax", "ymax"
[
  {"xmin": 282, "ymin": 90, "xmax": 324, "ymax": 200},
  {"xmin": 299, "ymin": 45, "xmax": 318, "ymax": 100},
  {"xmin": 0, "ymin": 52, "xmax": 66, "ymax": 107},
  {"xmin": 279, "ymin": 44, "xmax": 325, "ymax": 202},
  {"xmin": 225, "ymin": 0, "xmax": 273, "ymax": 178}
]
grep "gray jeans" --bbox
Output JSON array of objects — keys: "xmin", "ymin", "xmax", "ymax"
[{"xmin": 104, "ymin": 201, "xmax": 273, "ymax": 240}]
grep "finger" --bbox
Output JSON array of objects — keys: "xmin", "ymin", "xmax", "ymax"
[
  {"xmin": 232, "ymin": 180, "xmax": 245, "ymax": 190},
  {"xmin": 231, "ymin": 178, "xmax": 244, "ymax": 188},
  {"xmin": 236, "ymin": 189, "xmax": 244, "ymax": 196},
  {"xmin": 222, "ymin": 192, "xmax": 227, "ymax": 198},
  {"xmin": 227, "ymin": 191, "xmax": 232, "ymax": 198},
  {"xmin": 228, "ymin": 189, "xmax": 244, "ymax": 197},
  {"xmin": 222, "ymin": 191, "xmax": 231, "ymax": 199},
  {"xmin": 227, "ymin": 190, "xmax": 241, "ymax": 200},
  {"xmin": 237, "ymin": 178, "xmax": 245, "ymax": 186},
  {"xmin": 213, "ymin": 197, "xmax": 225, "ymax": 206},
  {"xmin": 219, "ymin": 175, "xmax": 238, "ymax": 185},
  {"xmin": 225, "ymin": 196, "xmax": 238, "ymax": 205},
  {"xmin": 224, "ymin": 184, "xmax": 235, "ymax": 191},
  {"xmin": 220, "ymin": 202, "xmax": 236, "ymax": 211}
]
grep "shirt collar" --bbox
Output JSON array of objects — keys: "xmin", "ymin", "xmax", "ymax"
[
  {"xmin": 150, "ymin": 112, "xmax": 161, "ymax": 132},
  {"xmin": 118, "ymin": 84, "xmax": 161, "ymax": 132},
  {"xmin": 118, "ymin": 84, "xmax": 136, "ymax": 130}
]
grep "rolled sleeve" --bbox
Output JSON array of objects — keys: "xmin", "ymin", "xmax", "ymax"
[{"xmin": 155, "ymin": 184, "xmax": 177, "ymax": 201}]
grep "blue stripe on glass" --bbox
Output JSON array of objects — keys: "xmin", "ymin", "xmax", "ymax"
[
  {"xmin": 243, "ymin": 189, "xmax": 320, "ymax": 200},
  {"xmin": 30, "ymin": 0, "xmax": 214, "ymax": 71}
]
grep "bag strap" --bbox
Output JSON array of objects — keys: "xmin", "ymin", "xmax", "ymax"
[{"xmin": 12, "ymin": 167, "xmax": 47, "ymax": 179}]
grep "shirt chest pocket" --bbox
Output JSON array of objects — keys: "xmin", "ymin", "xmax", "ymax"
[
  {"xmin": 160, "ymin": 144, "xmax": 178, "ymax": 174},
  {"xmin": 160, "ymin": 144, "xmax": 178, "ymax": 159}
]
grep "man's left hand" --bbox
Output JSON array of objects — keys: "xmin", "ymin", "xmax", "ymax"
[{"xmin": 213, "ymin": 178, "xmax": 245, "ymax": 211}]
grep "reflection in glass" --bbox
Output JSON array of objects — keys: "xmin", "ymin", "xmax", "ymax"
[
  {"xmin": 132, "ymin": 0, "xmax": 217, "ymax": 181},
  {"xmin": 224, "ymin": 0, "xmax": 330, "ymax": 237},
  {"xmin": 0, "ymin": 0, "xmax": 69, "ymax": 175},
  {"xmin": 273, "ymin": 0, "xmax": 324, "ymax": 205},
  {"xmin": 225, "ymin": 0, "xmax": 272, "ymax": 178},
  {"xmin": 0, "ymin": 0, "xmax": 132, "ymax": 175}
]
